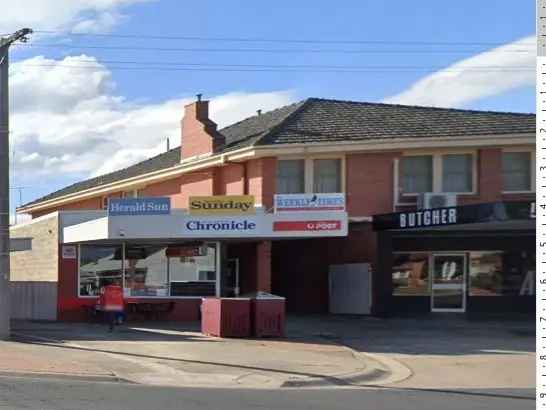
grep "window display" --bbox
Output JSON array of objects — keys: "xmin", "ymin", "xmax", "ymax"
[
  {"xmin": 79, "ymin": 242, "xmax": 219, "ymax": 297},
  {"xmin": 392, "ymin": 253, "xmax": 430, "ymax": 296},
  {"xmin": 79, "ymin": 245, "xmax": 123, "ymax": 296},
  {"xmin": 124, "ymin": 246, "xmax": 169, "ymax": 297},
  {"xmin": 469, "ymin": 251, "xmax": 535, "ymax": 296},
  {"xmin": 169, "ymin": 243, "xmax": 217, "ymax": 296},
  {"xmin": 392, "ymin": 250, "xmax": 535, "ymax": 298}
]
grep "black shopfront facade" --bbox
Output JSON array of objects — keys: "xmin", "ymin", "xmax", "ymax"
[{"xmin": 372, "ymin": 201, "xmax": 535, "ymax": 317}]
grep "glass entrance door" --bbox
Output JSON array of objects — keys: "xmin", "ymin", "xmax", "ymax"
[
  {"xmin": 225, "ymin": 258, "xmax": 240, "ymax": 297},
  {"xmin": 431, "ymin": 254, "xmax": 466, "ymax": 312}
]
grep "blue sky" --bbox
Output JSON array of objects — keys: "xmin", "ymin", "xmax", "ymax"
[{"xmin": 1, "ymin": 0, "xmax": 536, "ymax": 219}]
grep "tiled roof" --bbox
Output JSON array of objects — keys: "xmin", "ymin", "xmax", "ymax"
[
  {"xmin": 218, "ymin": 100, "xmax": 305, "ymax": 151},
  {"xmin": 21, "ymin": 98, "xmax": 535, "ymax": 209},
  {"xmin": 24, "ymin": 148, "xmax": 182, "ymax": 207},
  {"xmin": 256, "ymin": 98, "xmax": 536, "ymax": 145}
]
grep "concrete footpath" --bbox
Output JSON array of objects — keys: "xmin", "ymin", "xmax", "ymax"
[
  {"xmin": 289, "ymin": 315, "xmax": 536, "ymax": 398},
  {"xmin": 5, "ymin": 315, "xmax": 535, "ymax": 395},
  {"xmin": 7, "ymin": 319, "xmax": 402, "ymax": 389}
]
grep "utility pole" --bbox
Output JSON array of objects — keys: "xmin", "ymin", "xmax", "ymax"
[{"xmin": 0, "ymin": 28, "xmax": 32, "ymax": 340}]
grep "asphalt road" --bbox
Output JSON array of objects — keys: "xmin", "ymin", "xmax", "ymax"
[{"xmin": 0, "ymin": 375, "xmax": 535, "ymax": 410}]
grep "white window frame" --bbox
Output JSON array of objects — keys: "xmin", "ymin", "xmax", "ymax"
[
  {"xmin": 501, "ymin": 148, "xmax": 536, "ymax": 194},
  {"xmin": 276, "ymin": 155, "xmax": 346, "ymax": 194},
  {"xmin": 398, "ymin": 150, "xmax": 477, "ymax": 197}
]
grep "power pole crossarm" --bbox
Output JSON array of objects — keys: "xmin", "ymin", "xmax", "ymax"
[
  {"xmin": 0, "ymin": 28, "xmax": 32, "ymax": 50},
  {"xmin": 0, "ymin": 28, "xmax": 32, "ymax": 340}
]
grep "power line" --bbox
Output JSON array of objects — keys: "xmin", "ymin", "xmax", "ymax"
[
  {"xmin": 17, "ymin": 43, "xmax": 534, "ymax": 54},
  {"xmin": 13, "ymin": 57, "xmax": 533, "ymax": 70},
  {"xmin": 10, "ymin": 58, "xmax": 534, "ymax": 71},
  {"xmin": 30, "ymin": 30, "xmax": 535, "ymax": 47},
  {"xmin": 12, "ymin": 63, "xmax": 533, "ymax": 74}
]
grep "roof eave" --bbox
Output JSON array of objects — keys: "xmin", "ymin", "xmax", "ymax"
[
  {"xmin": 17, "ymin": 146, "xmax": 255, "ymax": 214},
  {"xmin": 250, "ymin": 132, "xmax": 535, "ymax": 156}
]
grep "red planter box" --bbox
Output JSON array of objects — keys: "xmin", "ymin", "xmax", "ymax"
[
  {"xmin": 251, "ymin": 297, "xmax": 286, "ymax": 338},
  {"xmin": 201, "ymin": 297, "xmax": 251, "ymax": 338}
]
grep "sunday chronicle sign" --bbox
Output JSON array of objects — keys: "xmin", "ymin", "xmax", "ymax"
[{"xmin": 189, "ymin": 195, "xmax": 255, "ymax": 215}]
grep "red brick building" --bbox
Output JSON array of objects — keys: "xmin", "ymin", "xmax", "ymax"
[{"xmin": 12, "ymin": 97, "xmax": 536, "ymax": 320}]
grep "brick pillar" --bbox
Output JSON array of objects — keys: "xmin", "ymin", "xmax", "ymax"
[
  {"xmin": 478, "ymin": 148, "xmax": 503, "ymax": 202},
  {"xmin": 256, "ymin": 241, "xmax": 272, "ymax": 292},
  {"xmin": 246, "ymin": 157, "xmax": 277, "ymax": 210}
]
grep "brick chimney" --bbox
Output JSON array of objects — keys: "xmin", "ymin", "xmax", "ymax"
[{"xmin": 181, "ymin": 94, "xmax": 225, "ymax": 161}]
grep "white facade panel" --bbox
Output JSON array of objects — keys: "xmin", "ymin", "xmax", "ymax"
[{"xmin": 62, "ymin": 211, "xmax": 348, "ymax": 243}]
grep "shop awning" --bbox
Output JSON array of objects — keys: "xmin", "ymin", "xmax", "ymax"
[
  {"xmin": 62, "ymin": 209, "xmax": 348, "ymax": 244},
  {"xmin": 372, "ymin": 201, "xmax": 535, "ymax": 231}
]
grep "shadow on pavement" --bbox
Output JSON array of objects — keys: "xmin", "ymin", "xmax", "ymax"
[
  {"xmin": 11, "ymin": 320, "xmax": 218, "ymax": 343},
  {"xmin": 12, "ymin": 314, "xmax": 536, "ymax": 355},
  {"xmin": 285, "ymin": 314, "xmax": 535, "ymax": 356}
]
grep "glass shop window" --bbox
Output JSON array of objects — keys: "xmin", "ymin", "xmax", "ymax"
[
  {"xmin": 469, "ymin": 251, "xmax": 535, "ymax": 296},
  {"xmin": 79, "ymin": 245, "xmax": 123, "ymax": 296},
  {"xmin": 392, "ymin": 253, "xmax": 430, "ymax": 296},
  {"xmin": 124, "ymin": 245, "xmax": 169, "ymax": 297},
  {"xmin": 168, "ymin": 243, "xmax": 217, "ymax": 297}
]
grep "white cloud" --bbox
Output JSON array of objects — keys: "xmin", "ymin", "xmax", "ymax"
[
  {"xmin": 383, "ymin": 36, "xmax": 535, "ymax": 108},
  {"xmin": 0, "ymin": 0, "xmax": 149, "ymax": 35},
  {"xmin": 9, "ymin": 55, "xmax": 295, "ymax": 180}
]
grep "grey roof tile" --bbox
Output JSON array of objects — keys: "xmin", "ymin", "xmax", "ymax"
[{"xmin": 257, "ymin": 98, "xmax": 535, "ymax": 145}]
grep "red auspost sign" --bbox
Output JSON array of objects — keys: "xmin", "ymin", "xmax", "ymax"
[{"xmin": 273, "ymin": 220, "xmax": 342, "ymax": 232}]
